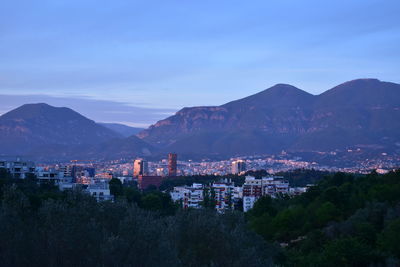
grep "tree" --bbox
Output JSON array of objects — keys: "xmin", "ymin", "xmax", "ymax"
[
  {"xmin": 141, "ymin": 193, "xmax": 163, "ymax": 211},
  {"xmin": 378, "ymin": 218, "xmax": 400, "ymax": 258},
  {"xmin": 250, "ymin": 195, "xmax": 277, "ymax": 217},
  {"xmin": 123, "ymin": 187, "xmax": 142, "ymax": 205},
  {"xmin": 109, "ymin": 178, "xmax": 123, "ymax": 197},
  {"xmin": 319, "ymin": 237, "xmax": 378, "ymax": 266},
  {"xmin": 315, "ymin": 202, "xmax": 340, "ymax": 226},
  {"xmin": 202, "ymin": 187, "xmax": 216, "ymax": 209}
]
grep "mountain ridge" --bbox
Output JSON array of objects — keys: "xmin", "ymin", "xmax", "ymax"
[
  {"xmin": 0, "ymin": 78, "xmax": 399, "ymax": 161},
  {"xmin": 138, "ymin": 78, "xmax": 400, "ymax": 158},
  {"xmin": 0, "ymin": 103, "xmax": 153, "ymax": 159}
]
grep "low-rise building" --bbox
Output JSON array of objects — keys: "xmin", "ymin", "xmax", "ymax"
[
  {"xmin": 171, "ymin": 180, "xmax": 242, "ymax": 212},
  {"xmin": 36, "ymin": 169, "xmax": 62, "ymax": 184},
  {"xmin": 0, "ymin": 159, "xmax": 35, "ymax": 179},
  {"xmin": 86, "ymin": 181, "xmax": 113, "ymax": 202}
]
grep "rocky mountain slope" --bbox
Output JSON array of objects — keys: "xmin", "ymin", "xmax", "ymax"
[
  {"xmin": 0, "ymin": 103, "xmax": 154, "ymax": 160},
  {"xmin": 138, "ymin": 79, "xmax": 400, "ymax": 158}
]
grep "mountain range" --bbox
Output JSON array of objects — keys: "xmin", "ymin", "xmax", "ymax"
[
  {"xmin": 0, "ymin": 103, "xmax": 153, "ymax": 161},
  {"xmin": 0, "ymin": 78, "xmax": 399, "ymax": 162},
  {"xmin": 139, "ymin": 78, "xmax": 400, "ymax": 157}
]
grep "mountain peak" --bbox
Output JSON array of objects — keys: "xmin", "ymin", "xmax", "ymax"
[
  {"xmin": 339, "ymin": 78, "xmax": 381, "ymax": 87},
  {"xmin": 19, "ymin": 103, "xmax": 61, "ymax": 110},
  {"xmin": 344, "ymin": 78, "xmax": 380, "ymax": 83},
  {"xmin": 0, "ymin": 103, "xmax": 122, "ymax": 155},
  {"xmin": 270, "ymin": 83, "xmax": 299, "ymax": 89},
  {"xmin": 264, "ymin": 83, "xmax": 312, "ymax": 96},
  {"xmin": 223, "ymin": 83, "xmax": 313, "ymax": 109},
  {"xmin": 328, "ymin": 78, "xmax": 383, "ymax": 91},
  {"xmin": 318, "ymin": 78, "xmax": 400, "ymax": 107},
  {"xmin": 1, "ymin": 103, "xmax": 77, "ymax": 121}
]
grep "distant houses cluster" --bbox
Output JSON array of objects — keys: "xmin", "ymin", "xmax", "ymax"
[
  {"xmin": 170, "ymin": 176, "xmax": 310, "ymax": 212},
  {"xmin": 1, "ymin": 156, "xmax": 311, "ymax": 212}
]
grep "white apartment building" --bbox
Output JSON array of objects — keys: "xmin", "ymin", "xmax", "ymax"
[
  {"xmin": 36, "ymin": 169, "xmax": 62, "ymax": 184},
  {"xmin": 242, "ymin": 176, "xmax": 290, "ymax": 212},
  {"xmin": 212, "ymin": 180, "xmax": 241, "ymax": 213},
  {"xmin": 86, "ymin": 181, "xmax": 113, "ymax": 202},
  {"xmin": 243, "ymin": 196, "xmax": 258, "ymax": 212},
  {"xmin": 170, "ymin": 183, "xmax": 204, "ymax": 209},
  {"xmin": 0, "ymin": 159, "xmax": 35, "ymax": 179}
]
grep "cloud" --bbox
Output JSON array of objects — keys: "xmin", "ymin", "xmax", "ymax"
[{"xmin": 0, "ymin": 94, "xmax": 177, "ymax": 127}]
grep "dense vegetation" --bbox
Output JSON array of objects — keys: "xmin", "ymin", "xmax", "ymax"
[
  {"xmin": 275, "ymin": 168, "xmax": 331, "ymax": 186},
  {"xmin": 0, "ymin": 169, "xmax": 277, "ymax": 267},
  {"xmin": 2, "ymin": 168, "xmax": 400, "ymax": 266},
  {"xmin": 248, "ymin": 170, "xmax": 400, "ymax": 266}
]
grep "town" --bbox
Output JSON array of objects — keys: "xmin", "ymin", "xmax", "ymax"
[{"xmin": 0, "ymin": 153, "xmax": 313, "ymax": 212}]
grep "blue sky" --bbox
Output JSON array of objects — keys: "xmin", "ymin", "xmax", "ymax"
[{"xmin": 1, "ymin": 0, "xmax": 399, "ymax": 127}]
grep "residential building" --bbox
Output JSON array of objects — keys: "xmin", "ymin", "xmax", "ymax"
[
  {"xmin": 36, "ymin": 169, "xmax": 62, "ymax": 184},
  {"xmin": 86, "ymin": 181, "xmax": 113, "ymax": 202},
  {"xmin": 212, "ymin": 179, "xmax": 238, "ymax": 213},
  {"xmin": 0, "ymin": 159, "xmax": 35, "ymax": 179},
  {"xmin": 170, "ymin": 183, "xmax": 204, "ymax": 209},
  {"xmin": 242, "ymin": 176, "xmax": 290, "ymax": 212}
]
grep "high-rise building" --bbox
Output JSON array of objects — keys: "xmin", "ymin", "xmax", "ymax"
[
  {"xmin": 168, "ymin": 153, "xmax": 177, "ymax": 177},
  {"xmin": 133, "ymin": 159, "xmax": 148, "ymax": 177},
  {"xmin": 231, "ymin": 160, "xmax": 246, "ymax": 174}
]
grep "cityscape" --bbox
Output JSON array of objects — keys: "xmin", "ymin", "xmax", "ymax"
[
  {"xmin": 1, "ymin": 0, "xmax": 400, "ymax": 266},
  {"xmin": 1, "ymin": 153, "xmax": 316, "ymax": 211},
  {"xmin": 2, "ymin": 148, "xmax": 397, "ymax": 214}
]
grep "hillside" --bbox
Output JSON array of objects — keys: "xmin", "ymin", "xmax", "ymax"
[
  {"xmin": 98, "ymin": 123, "xmax": 144, "ymax": 137},
  {"xmin": 0, "ymin": 103, "xmax": 154, "ymax": 160},
  {"xmin": 138, "ymin": 79, "xmax": 400, "ymax": 158}
]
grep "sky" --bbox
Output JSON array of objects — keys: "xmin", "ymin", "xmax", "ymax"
[{"xmin": 1, "ymin": 0, "xmax": 399, "ymax": 127}]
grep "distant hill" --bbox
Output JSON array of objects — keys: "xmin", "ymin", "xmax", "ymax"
[
  {"xmin": 0, "ymin": 103, "xmax": 154, "ymax": 160},
  {"xmin": 138, "ymin": 79, "xmax": 400, "ymax": 158},
  {"xmin": 98, "ymin": 122, "xmax": 144, "ymax": 137}
]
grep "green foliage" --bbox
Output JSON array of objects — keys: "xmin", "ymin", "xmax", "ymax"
[
  {"xmin": 248, "ymin": 169, "xmax": 400, "ymax": 266},
  {"xmin": 0, "ymin": 178, "xmax": 277, "ymax": 266},
  {"xmin": 201, "ymin": 187, "xmax": 217, "ymax": 209},
  {"xmin": 378, "ymin": 218, "xmax": 400, "ymax": 258},
  {"xmin": 3, "ymin": 168, "xmax": 400, "ymax": 266},
  {"xmin": 275, "ymin": 168, "xmax": 331, "ymax": 186},
  {"xmin": 172, "ymin": 210, "xmax": 278, "ymax": 266},
  {"xmin": 141, "ymin": 193, "xmax": 163, "ymax": 211},
  {"xmin": 249, "ymin": 196, "xmax": 277, "ymax": 217},
  {"xmin": 315, "ymin": 202, "xmax": 340, "ymax": 226},
  {"xmin": 319, "ymin": 237, "xmax": 379, "ymax": 266},
  {"xmin": 123, "ymin": 186, "xmax": 142, "ymax": 205},
  {"xmin": 108, "ymin": 178, "xmax": 123, "ymax": 196}
]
